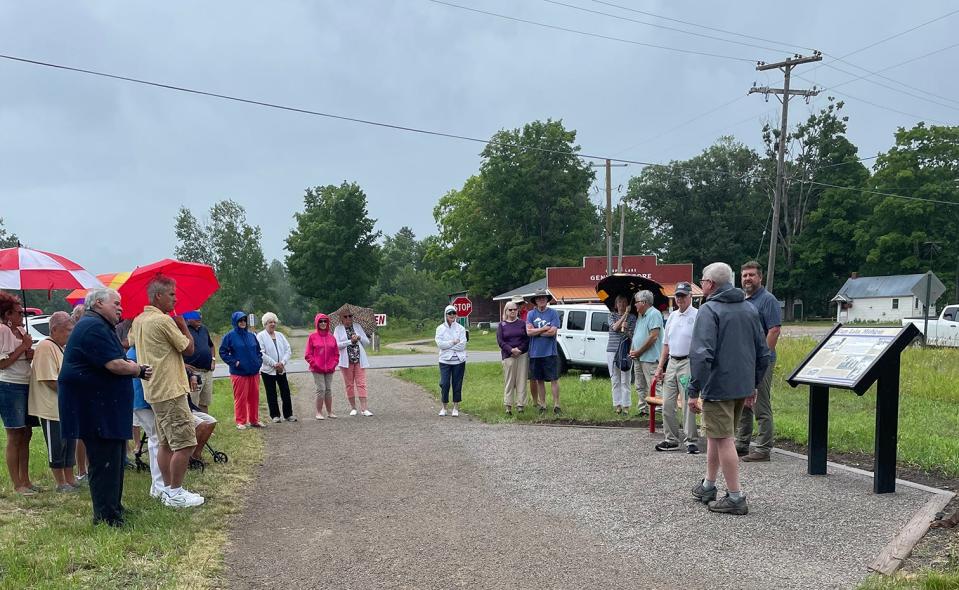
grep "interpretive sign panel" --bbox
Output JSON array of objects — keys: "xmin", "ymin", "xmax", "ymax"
[{"xmin": 792, "ymin": 327, "xmax": 901, "ymax": 389}]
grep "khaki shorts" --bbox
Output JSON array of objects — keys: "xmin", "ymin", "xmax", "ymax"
[
  {"xmin": 152, "ymin": 395, "xmax": 198, "ymax": 451},
  {"xmin": 193, "ymin": 369, "xmax": 214, "ymax": 407},
  {"xmin": 702, "ymin": 398, "xmax": 745, "ymax": 439}
]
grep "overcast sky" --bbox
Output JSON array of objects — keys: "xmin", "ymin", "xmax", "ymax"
[{"xmin": 1, "ymin": 1, "xmax": 956, "ymax": 275}]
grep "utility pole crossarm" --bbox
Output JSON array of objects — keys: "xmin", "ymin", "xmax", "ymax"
[
  {"xmin": 749, "ymin": 86, "xmax": 820, "ymax": 98},
  {"xmin": 756, "ymin": 52, "xmax": 822, "ymax": 71}
]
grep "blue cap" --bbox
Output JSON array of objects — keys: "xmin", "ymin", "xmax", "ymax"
[{"xmin": 182, "ymin": 310, "xmax": 201, "ymax": 320}]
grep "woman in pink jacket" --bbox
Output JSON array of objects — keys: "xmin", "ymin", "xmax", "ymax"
[{"xmin": 304, "ymin": 313, "xmax": 339, "ymax": 420}]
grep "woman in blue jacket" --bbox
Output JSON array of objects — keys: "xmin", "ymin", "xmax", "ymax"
[{"xmin": 218, "ymin": 312, "xmax": 264, "ymax": 429}]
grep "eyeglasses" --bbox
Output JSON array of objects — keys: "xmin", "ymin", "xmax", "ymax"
[
  {"xmin": 446, "ymin": 311, "xmax": 457, "ymax": 315},
  {"xmin": 506, "ymin": 308, "xmax": 517, "ymax": 312},
  {"xmin": 343, "ymin": 314, "xmax": 354, "ymax": 318},
  {"xmin": 318, "ymin": 320, "xmax": 328, "ymax": 323}
]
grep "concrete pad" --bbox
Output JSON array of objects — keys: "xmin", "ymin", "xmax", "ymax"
[{"xmin": 223, "ymin": 370, "xmax": 945, "ymax": 590}]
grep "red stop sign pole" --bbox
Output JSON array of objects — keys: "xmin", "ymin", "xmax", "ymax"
[{"xmin": 452, "ymin": 296, "xmax": 472, "ymax": 317}]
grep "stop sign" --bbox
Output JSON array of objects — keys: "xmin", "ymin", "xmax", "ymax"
[{"xmin": 452, "ymin": 296, "xmax": 472, "ymax": 317}]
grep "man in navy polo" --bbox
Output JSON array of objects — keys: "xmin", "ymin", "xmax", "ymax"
[
  {"xmin": 59, "ymin": 288, "xmax": 153, "ymax": 527},
  {"xmin": 182, "ymin": 310, "xmax": 215, "ymax": 413},
  {"xmin": 736, "ymin": 260, "xmax": 782, "ymax": 462}
]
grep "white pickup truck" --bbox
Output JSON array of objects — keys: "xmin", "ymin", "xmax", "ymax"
[{"xmin": 902, "ymin": 304, "xmax": 959, "ymax": 347}]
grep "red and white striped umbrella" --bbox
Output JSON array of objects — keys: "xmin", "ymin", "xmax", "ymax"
[{"xmin": 0, "ymin": 246, "xmax": 103, "ymax": 291}]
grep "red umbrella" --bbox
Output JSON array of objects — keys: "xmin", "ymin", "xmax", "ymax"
[
  {"xmin": 0, "ymin": 246, "xmax": 103, "ymax": 291},
  {"xmin": 117, "ymin": 259, "xmax": 219, "ymax": 319}
]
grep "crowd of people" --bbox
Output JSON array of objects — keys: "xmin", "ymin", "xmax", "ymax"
[{"xmin": 0, "ymin": 258, "xmax": 780, "ymax": 522}]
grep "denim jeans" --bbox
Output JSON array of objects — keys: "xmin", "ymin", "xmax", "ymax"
[{"xmin": 439, "ymin": 362, "xmax": 466, "ymax": 404}]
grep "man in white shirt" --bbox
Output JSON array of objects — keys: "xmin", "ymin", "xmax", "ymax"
[{"xmin": 654, "ymin": 282, "xmax": 700, "ymax": 454}]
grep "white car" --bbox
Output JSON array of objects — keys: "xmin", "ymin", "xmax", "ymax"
[
  {"xmin": 551, "ymin": 303, "xmax": 613, "ymax": 373},
  {"xmin": 25, "ymin": 315, "xmax": 50, "ymax": 347}
]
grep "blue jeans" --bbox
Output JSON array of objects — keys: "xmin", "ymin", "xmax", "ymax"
[{"xmin": 439, "ymin": 362, "xmax": 465, "ymax": 404}]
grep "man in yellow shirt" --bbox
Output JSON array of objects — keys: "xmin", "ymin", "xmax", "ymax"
[{"xmin": 129, "ymin": 276, "xmax": 204, "ymax": 508}]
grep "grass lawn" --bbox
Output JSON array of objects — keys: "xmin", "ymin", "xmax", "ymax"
[
  {"xmin": 398, "ymin": 338, "xmax": 959, "ymax": 476},
  {"xmin": 0, "ymin": 378, "xmax": 264, "ymax": 589}
]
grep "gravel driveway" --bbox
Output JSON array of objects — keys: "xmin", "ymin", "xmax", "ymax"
[{"xmin": 223, "ymin": 370, "xmax": 936, "ymax": 589}]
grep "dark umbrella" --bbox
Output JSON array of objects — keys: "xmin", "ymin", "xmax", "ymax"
[
  {"xmin": 329, "ymin": 303, "xmax": 377, "ymax": 336},
  {"xmin": 596, "ymin": 274, "xmax": 669, "ymax": 313}
]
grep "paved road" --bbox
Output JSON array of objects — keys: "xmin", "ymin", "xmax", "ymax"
[
  {"xmin": 223, "ymin": 370, "xmax": 937, "ymax": 590},
  {"xmin": 212, "ymin": 351, "xmax": 502, "ymax": 378}
]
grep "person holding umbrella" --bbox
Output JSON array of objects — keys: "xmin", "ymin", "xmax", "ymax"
[
  {"xmin": 0, "ymin": 292, "xmax": 37, "ymax": 495},
  {"xmin": 606, "ymin": 294, "xmax": 636, "ymax": 415},
  {"xmin": 219, "ymin": 312, "xmax": 265, "ymax": 429},
  {"xmin": 334, "ymin": 309, "xmax": 372, "ymax": 417}
]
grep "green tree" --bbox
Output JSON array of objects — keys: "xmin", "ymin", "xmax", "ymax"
[
  {"xmin": 285, "ymin": 182, "xmax": 382, "ymax": 312},
  {"xmin": 173, "ymin": 200, "xmax": 274, "ymax": 329},
  {"xmin": 625, "ymin": 137, "xmax": 766, "ymax": 274},
  {"xmin": 764, "ymin": 99, "xmax": 871, "ymax": 317},
  {"xmin": 432, "ymin": 119, "xmax": 598, "ymax": 297},
  {"xmin": 0, "ymin": 218, "xmax": 18, "ymax": 248},
  {"xmin": 266, "ymin": 259, "xmax": 310, "ymax": 326},
  {"xmin": 371, "ymin": 227, "xmax": 461, "ymax": 320},
  {"xmin": 856, "ymin": 124, "xmax": 959, "ymax": 299}
]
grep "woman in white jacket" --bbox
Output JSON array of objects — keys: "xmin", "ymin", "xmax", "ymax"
[
  {"xmin": 334, "ymin": 312, "xmax": 372, "ymax": 416},
  {"xmin": 435, "ymin": 305, "xmax": 467, "ymax": 417},
  {"xmin": 257, "ymin": 312, "xmax": 296, "ymax": 423}
]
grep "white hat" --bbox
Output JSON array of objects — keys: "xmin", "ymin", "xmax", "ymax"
[{"xmin": 444, "ymin": 304, "xmax": 457, "ymax": 316}]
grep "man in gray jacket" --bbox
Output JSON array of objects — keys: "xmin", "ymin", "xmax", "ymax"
[{"xmin": 686, "ymin": 262, "xmax": 770, "ymax": 515}]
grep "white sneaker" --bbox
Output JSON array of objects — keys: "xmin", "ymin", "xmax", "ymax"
[
  {"xmin": 163, "ymin": 488, "xmax": 204, "ymax": 508},
  {"xmin": 362, "ymin": 410, "xmax": 373, "ymax": 417},
  {"xmin": 451, "ymin": 409, "xmax": 459, "ymax": 417},
  {"xmin": 150, "ymin": 485, "xmax": 162, "ymax": 498},
  {"xmin": 315, "ymin": 414, "xmax": 325, "ymax": 420},
  {"xmin": 438, "ymin": 409, "xmax": 447, "ymax": 417},
  {"xmin": 271, "ymin": 417, "xmax": 282, "ymax": 423},
  {"xmin": 349, "ymin": 409, "xmax": 358, "ymax": 416}
]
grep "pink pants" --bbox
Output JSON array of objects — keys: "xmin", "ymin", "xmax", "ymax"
[
  {"xmin": 340, "ymin": 364, "xmax": 368, "ymax": 402},
  {"xmin": 231, "ymin": 374, "xmax": 261, "ymax": 425}
]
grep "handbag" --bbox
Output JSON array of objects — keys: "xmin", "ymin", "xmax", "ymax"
[{"xmin": 615, "ymin": 335, "xmax": 633, "ymax": 372}]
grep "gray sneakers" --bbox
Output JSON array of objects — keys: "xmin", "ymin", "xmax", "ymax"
[
  {"xmin": 691, "ymin": 480, "xmax": 717, "ymax": 503},
  {"xmin": 707, "ymin": 493, "xmax": 748, "ymax": 515}
]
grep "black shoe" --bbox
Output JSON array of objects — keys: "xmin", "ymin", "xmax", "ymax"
[
  {"xmin": 655, "ymin": 441, "xmax": 680, "ymax": 452},
  {"xmin": 736, "ymin": 446, "xmax": 750, "ymax": 457},
  {"xmin": 505, "ymin": 408, "xmax": 512, "ymax": 416},
  {"xmin": 638, "ymin": 409, "xmax": 650, "ymax": 417},
  {"xmin": 691, "ymin": 480, "xmax": 717, "ymax": 503},
  {"xmin": 686, "ymin": 443, "xmax": 701, "ymax": 455},
  {"xmin": 553, "ymin": 406, "xmax": 561, "ymax": 414},
  {"xmin": 538, "ymin": 406, "xmax": 547, "ymax": 414}
]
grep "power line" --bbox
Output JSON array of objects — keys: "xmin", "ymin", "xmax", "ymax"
[
  {"xmin": 588, "ymin": 0, "xmax": 814, "ymax": 54},
  {"xmin": 796, "ymin": 75, "xmax": 950, "ymax": 124},
  {"xmin": 822, "ymin": 62, "xmax": 959, "ymax": 113},
  {"xmin": 1, "ymin": 53, "xmax": 955, "ymax": 208},
  {"xmin": 539, "ymin": 0, "xmax": 788, "ymax": 54},
  {"xmin": 803, "ymin": 179, "xmax": 959, "ymax": 206},
  {"xmin": 826, "ymin": 8, "xmax": 959, "ymax": 63},
  {"xmin": 423, "ymin": 0, "xmax": 756, "ymax": 62},
  {"xmin": 822, "ymin": 43, "xmax": 959, "ymax": 107}
]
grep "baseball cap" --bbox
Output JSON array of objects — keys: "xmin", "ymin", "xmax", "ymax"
[
  {"xmin": 444, "ymin": 305, "xmax": 457, "ymax": 315},
  {"xmin": 675, "ymin": 282, "xmax": 692, "ymax": 295},
  {"xmin": 182, "ymin": 310, "xmax": 201, "ymax": 320}
]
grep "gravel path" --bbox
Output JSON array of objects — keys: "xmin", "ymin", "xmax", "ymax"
[{"xmin": 223, "ymin": 370, "xmax": 935, "ymax": 589}]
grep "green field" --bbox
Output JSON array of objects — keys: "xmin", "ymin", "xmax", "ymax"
[
  {"xmin": 0, "ymin": 379, "xmax": 264, "ymax": 589},
  {"xmin": 398, "ymin": 338, "xmax": 959, "ymax": 476}
]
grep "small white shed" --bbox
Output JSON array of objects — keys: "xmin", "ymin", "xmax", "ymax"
[{"xmin": 831, "ymin": 273, "xmax": 944, "ymax": 323}]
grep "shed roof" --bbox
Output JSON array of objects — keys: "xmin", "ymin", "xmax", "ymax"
[
  {"xmin": 834, "ymin": 274, "xmax": 931, "ymax": 299},
  {"xmin": 493, "ymin": 278, "xmax": 547, "ymax": 301}
]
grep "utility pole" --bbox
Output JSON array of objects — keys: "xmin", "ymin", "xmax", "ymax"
[
  {"xmin": 749, "ymin": 51, "xmax": 821, "ymax": 292},
  {"xmin": 617, "ymin": 198, "xmax": 626, "ymax": 272},
  {"xmin": 590, "ymin": 159, "xmax": 627, "ymax": 276}
]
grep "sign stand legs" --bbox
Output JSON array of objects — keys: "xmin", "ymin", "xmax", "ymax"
[
  {"xmin": 874, "ymin": 364, "xmax": 900, "ymax": 494},
  {"xmin": 807, "ymin": 385, "xmax": 829, "ymax": 475}
]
